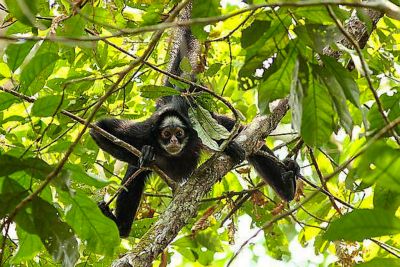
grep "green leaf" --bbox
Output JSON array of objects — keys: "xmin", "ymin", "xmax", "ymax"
[
  {"xmin": 0, "ymin": 92, "xmax": 18, "ymax": 110},
  {"xmin": 354, "ymin": 141, "xmax": 400, "ymax": 192},
  {"xmin": 81, "ymin": 6, "xmax": 126, "ymax": 29},
  {"xmin": 20, "ymin": 53, "xmax": 59, "ymax": 95},
  {"xmin": 258, "ymin": 49, "xmax": 297, "ymax": 113},
  {"xmin": 32, "ymin": 197, "xmax": 79, "ymax": 266},
  {"xmin": 321, "ymin": 55, "xmax": 360, "ymax": 108},
  {"xmin": 301, "ymin": 76, "xmax": 334, "ymax": 146},
  {"xmin": 61, "ymin": 191, "xmax": 119, "ymax": 256},
  {"xmin": 0, "ymin": 62, "xmax": 12, "ymax": 78},
  {"xmin": 31, "ymin": 95, "xmax": 64, "ymax": 117},
  {"xmin": 373, "ymin": 183, "xmax": 400, "ymax": 214},
  {"xmin": 179, "ymin": 57, "xmax": 192, "ymax": 73},
  {"xmin": 239, "ymin": 17, "xmax": 291, "ymax": 79},
  {"xmin": 192, "ymin": 0, "xmax": 220, "ymax": 40},
  {"xmin": 189, "ymin": 107, "xmax": 220, "ymax": 151},
  {"xmin": 241, "ymin": 20, "xmax": 271, "ymax": 49},
  {"xmin": 368, "ymin": 91, "xmax": 400, "ymax": 133},
  {"xmin": 5, "ymin": 0, "xmax": 38, "ymax": 26},
  {"xmin": 5, "ymin": 41, "xmax": 36, "ymax": 72},
  {"xmin": 0, "ymin": 155, "xmax": 52, "ymax": 179},
  {"xmin": 56, "ymin": 15, "xmax": 86, "ymax": 37},
  {"xmin": 294, "ymin": 24, "xmax": 340, "ymax": 53},
  {"xmin": 289, "ymin": 56, "xmax": 302, "ymax": 132},
  {"xmin": 196, "ymin": 229, "xmax": 223, "ymax": 252},
  {"xmin": 0, "ymin": 177, "xmax": 28, "ymax": 218},
  {"xmin": 12, "ymin": 226, "xmax": 44, "ymax": 263},
  {"xmin": 188, "ymin": 105, "xmax": 230, "ymax": 150},
  {"xmin": 64, "ymin": 164, "xmax": 110, "ymax": 188},
  {"xmin": 140, "ymin": 85, "xmax": 180, "ymax": 99},
  {"xmin": 314, "ymin": 64, "xmax": 353, "ymax": 134},
  {"xmin": 356, "ymin": 258, "xmax": 400, "ymax": 267},
  {"xmin": 324, "ymin": 209, "xmax": 400, "ymax": 241},
  {"xmin": 204, "ymin": 63, "xmax": 223, "ymax": 77}
]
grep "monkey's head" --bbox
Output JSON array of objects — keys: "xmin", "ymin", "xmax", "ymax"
[{"xmin": 157, "ymin": 115, "xmax": 189, "ymax": 156}]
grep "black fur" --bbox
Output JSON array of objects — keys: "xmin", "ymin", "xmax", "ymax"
[{"xmin": 91, "ymin": 101, "xmax": 204, "ymax": 237}]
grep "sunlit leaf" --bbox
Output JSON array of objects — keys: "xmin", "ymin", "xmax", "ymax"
[
  {"xmin": 324, "ymin": 209, "xmax": 400, "ymax": 241},
  {"xmin": 61, "ymin": 191, "xmax": 119, "ymax": 256},
  {"xmin": 20, "ymin": 53, "xmax": 59, "ymax": 95}
]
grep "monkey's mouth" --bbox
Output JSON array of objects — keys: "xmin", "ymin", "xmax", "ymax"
[{"xmin": 165, "ymin": 145, "xmax": 182, "ymax": 155}]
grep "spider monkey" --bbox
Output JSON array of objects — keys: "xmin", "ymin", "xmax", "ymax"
[{"xmin": 91, "ymin": 3, "xmax": 299, "ymax": 237}]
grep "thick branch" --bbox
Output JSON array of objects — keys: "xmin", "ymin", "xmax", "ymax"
[{"xmin": 112, "ymin": 100, "xmax": 289, "ymax": 267}]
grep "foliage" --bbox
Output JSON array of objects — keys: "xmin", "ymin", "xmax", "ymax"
[{"xmin": 0, "ymin": 0, "xmax": 399, "ymax": 266}]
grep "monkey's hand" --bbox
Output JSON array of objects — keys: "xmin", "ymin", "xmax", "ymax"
[
  {"xmin": 225, "ymin": 141, "xmax": 246, "ymax": 165},
  {"xmin": 283, "ymin": 158, "xmax": 300, "ymax": 177},
  {"xmin": 98, "ymin": 201, "xmax": 117, "ymax": 222},
  {"xmin": 140, "ymin": 145, "xmax": 156, "ymax": 167},
  {"xmin": 280, "ymin": 158, "xmax": 300, "ymax": 201}
]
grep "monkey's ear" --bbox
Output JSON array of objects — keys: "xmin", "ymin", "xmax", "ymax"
[{"xmin": 90, "ymin": 118, "xmax": 141, "ymax": 165}]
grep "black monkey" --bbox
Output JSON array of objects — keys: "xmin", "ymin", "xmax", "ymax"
[{"xmin": 91, "ymin": 3, "xmax": 299, "ymax": 237}]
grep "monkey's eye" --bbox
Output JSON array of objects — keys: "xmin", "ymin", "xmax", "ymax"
[
  {"xmin": 161, "ymin": 130, "xmax": 171, "ymax": 139},
  {"xmin": 176, "ymin": 129, "xmax": 184, "ymax": 138}
]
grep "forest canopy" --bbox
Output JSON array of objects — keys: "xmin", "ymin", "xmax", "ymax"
[{"xmin": 0, "ymin": 0, "xmax": 400, "ymax": 266}]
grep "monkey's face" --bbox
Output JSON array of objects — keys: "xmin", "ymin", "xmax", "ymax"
[{"xmin": 158, "ymin": 116, "xmax": 188, "ymax": 156}]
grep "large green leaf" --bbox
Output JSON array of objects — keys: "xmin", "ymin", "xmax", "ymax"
[
  {"xmin": 241, "ymin": 20, "xmax": 271, "ymax": 49},
  {"xmin": 368, "ymin": 91, "xmax": 400, "ymax": 133},
  {"xmin": 12, "ymin": 226, "xmax": 44, "ymax": 263},
  {"xmin": 0, "ymin": 155, "xmax": 52, "ymax": 179},
  {"xmin": 20, "ymin": 53, "xmax": 59, "ymax": 95},
  {"xmin": 351, "ymin": 141, "xmax": 400, "ymax": 192},
  {"xmin": 0, "ymin": 177, "xmax": 28, "ymax": 218},
  {"xmin": 5, "ymin": 0, "xmax": 38, "ymax": 26},
  {"xmin": 301, "ymin": 78, "xmax": 334, "ymax": 146},
  {"xmin": 258, "ymin": 49, "xmax": 297, "ymax": 113},
  {"xmin": 314, "ymin": 65, "xmax": 353, "ymax": 134},
  {"xmin": 64, "ymin": 164, "xmax": 110, "ymax": 188},
  {"xmin": 188, "ymin": 105, "xmax": 230, "ymax": 150},
  {"xmin": 373, "ymin": 183, "xmax": 400, "ymax": 214},
  {"xmin": 321, "ymin": 55, "xmax": 360, "ymax": 108},
  {"xmin": 61, "ymin": 191, "xmax": 119, "ymax": 256},
  {"xmin": 0, "ymin": 92, "xmax": 18, "ymax": 110},
  {"xmin": 5, "ymin": 41, "xmax": 36, "ymax": 72},
  {"xmin": 239, "ymin": 16, "xmax": 291, "ymax": 79},
  {"xmin": 31, "ymin": 95, "xmax": 65, "ymax": 117},
  {"xmin": 324, "ymin": 209, "xmax": 400, "ymax": 241},
  {"xmin": 32, "ymin": 197, "xmax": 79, "ymax": 266}
]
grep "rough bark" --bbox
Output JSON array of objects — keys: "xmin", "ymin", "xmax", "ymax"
[{"xmin": 323, "ymin": 7, "xmax": 383, "ymax": 63}]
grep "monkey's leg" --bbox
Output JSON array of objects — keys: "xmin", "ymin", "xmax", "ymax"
[{"xmin": 115, "ymin": 165, "xmax": 151, "ymax": 237}]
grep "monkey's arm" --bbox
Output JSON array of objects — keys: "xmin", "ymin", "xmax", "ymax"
[
  {"xmin": 212, "ymin": 113, "xmax": 299, "ymax": 201},
  {"xmin": 90, "ymin": 118, "xmax": 151, "ymax": 166}
]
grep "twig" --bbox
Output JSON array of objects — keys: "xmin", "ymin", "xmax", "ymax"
[{"xmin": 0, "ymin": 1, "xmax": 398, "ymax": 43}]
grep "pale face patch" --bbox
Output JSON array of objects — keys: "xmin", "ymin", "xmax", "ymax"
[
  {"xmin": 158, "ymin": 116, "xmax": 189, "ymax": 156},
  {"xmin": 159, "ymin": 116, "xmax": 185, "ymax": 129}
]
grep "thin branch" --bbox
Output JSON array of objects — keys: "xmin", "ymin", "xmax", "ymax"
[
  {"xmin": 308, "ymin": 148, "xmax": 342, "ymax": 214},
  {"xmin": 0, "ymin": 1, "xmax": 398, "ymax": 43}
]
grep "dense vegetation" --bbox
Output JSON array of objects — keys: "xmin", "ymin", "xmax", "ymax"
[{"xmin": 0, "ymin": 0, "xmax": 399, "ymax": 266}]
